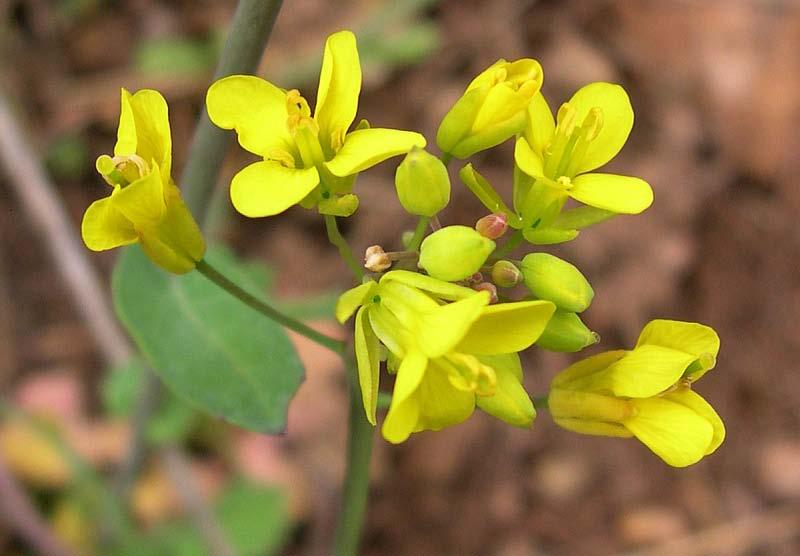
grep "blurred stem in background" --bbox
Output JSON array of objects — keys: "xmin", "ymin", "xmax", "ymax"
[{"xmin": 178, "ymin": 1, "xmax": 375, "ymax": 555}]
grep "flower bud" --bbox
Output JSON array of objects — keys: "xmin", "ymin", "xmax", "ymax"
[
  {"xmin": 490, "ymin": 260, "xmax": 521, "ymax": 288},
  {"xmin": 418, "ymin": 225, "xmax": 495, "ymax": 282},
  {"xmin": 473, "ymin": 282, "xmax": 498, "ymax": 303},
  {"xmin": 394, "ymin": 148, "xmax": 451, "ymax": 216},
  {"xmin": 437, "ymin": 58, "xmax": 543, "ymax": 159},
  {"xmin": 536, "ymin": 310, "xmax": 599, "ymax": 352},
  {"xmin": 364, "ymin": 245, "xmax": 391, "ymax": 272},
  {"xmin": 475, "ymin": 213, "xmax": 508, "ymax": 239},
  {"xmin": 520, "ymin": 253, "xmax": 593, "ymax": 312}
]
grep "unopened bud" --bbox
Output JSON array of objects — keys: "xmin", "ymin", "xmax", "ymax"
[
  {"xmin": 394, "ymin": 148, "xmax": 451, "ymax": 216},
  {"xmin": 520, "ymin": 252, "xmax": 594, "ymax": 312},
  {"xmin": 418, "ymin": 225, "xmax": 495, "ymax": 282},
  {"xmin": 536, "ymin": 310, "xmax": 600, "ymax": 352},
  {"xmin": 490, "ymin": 260, "xmax": 521, "ymax": 288},
  {"xmin": 364, "ymin": 245, "xmax": 391, "ymax": 272},
  {"xmin": 465, "ymin": 272, "xmax": 484, "ymax": 285},
  {"xmin": 475, "ymin": 213, "xmax": 508, "ymax": 239},
  {"xmin": 473, "ymin": 282, "xmax": 498, "ymax": 303}
]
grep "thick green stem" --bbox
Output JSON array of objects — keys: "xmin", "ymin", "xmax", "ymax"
[
  {"xmin": 181, "ymin": 0, "xmax": 284, "ymax": 224},
  {"xmin": 492, "ymin": 229, "xmax": 524, "ymax": 259},
  {"xmin": 333, "ymin": 363, "xmax": 375, "ymax": 556},
  {"xmin": 407, "ymin": 216, "xmax": 430, "ymax": 251},
  {"xmin": 324, "ymin": 215, "xmax": 365, "ymax": 281},
  {"xmin": 195, "ymin": 259, "xmax": 345, "ymax": 354}
]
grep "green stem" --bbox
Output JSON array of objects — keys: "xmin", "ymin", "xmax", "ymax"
[
  {"xmin": 195, "ymin": 259, "xmax": 345, "ymax": 354},
  {"xmin": 533, "ymin": 394, "xmax": 549, "ymax": 409},
  {"xmin": 440, "ymin": 152, "xmax": 453, "ymax": 166},
  {"xmin": 180, "ymin": 0, "xmax": 284, "ymax": 224},
  {"xmin": 324, "ymin": 215, "xmax": 365, "ymax": 281},
  {"xmin": 333, "ymin": 362, "xmax": 375, "ymax": 556},
  {"xmin": 406, "ymin": 216, "xmax": 430, "ymax": 251},
  {"xmin": 492, "ymin": 229, "xmax": 524, "ymax": 259}
]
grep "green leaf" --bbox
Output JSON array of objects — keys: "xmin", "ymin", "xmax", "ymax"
[
  {"xmin": 116, "ymin": 479, "xmax": 289, "ymax": 556},
  {"xmin": 112, "ymin": 245, "xmax": 304, "ymax": 433},
  {"xmin": 217, "ymin": 480, "xmax": 289, "ymax": 556},
  {"xmin": 134, "ymin": 37, "xmax": 217, "ymax": 75}
]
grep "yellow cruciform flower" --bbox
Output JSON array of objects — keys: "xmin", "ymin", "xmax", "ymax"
[
  {"xmin": 206, "ymin": 30, "xmax": 426, "ymax": 218},
  {"xmin": 513, "ymin": 83, "xmax": 654, "ymax": 244},
  {"xmin": 336, "ymin": 270, "xmax": 555, "ymax": 443},
  {"xmin": 548, "ymin": 319, "xmax": 724, "ymax": 467},
  {"xmin": 437, "ymin": 58, "xmax": 543, "ymax": 159},
  {"xmin": 81, "ymin": 89, "xmax": 205, "ymax": 274}
]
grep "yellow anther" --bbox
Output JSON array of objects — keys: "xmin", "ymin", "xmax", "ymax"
[
  {"xmin": 267, "ymin": 148, "xmax": 296, "ymax": 169},
  {"xmin": 556, "ymin": 176, "xmax": 572, "ymax": 190},
  {"xmin": 581, "ymin": 107, "xmax": 604, "ymax": 142},
  {"xmin": 285, "ymin": 89, "xmax": 311, "ymax": 118},
  {"xmin": 556, "ymin": 102, "xmax": 578, "ymax": 137}
]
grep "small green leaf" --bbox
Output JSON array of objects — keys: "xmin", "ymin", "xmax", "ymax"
[{"xmin": 112, "ymin": 245, "xmax": 304, "ymax": 433}]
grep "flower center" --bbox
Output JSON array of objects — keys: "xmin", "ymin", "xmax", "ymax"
[
  {"xmin": 97, "ymin": 153, "xmax": 150, "ymax": 187},
  {"xmin": 443, "ymin": 353, "xmax": 497, "ymax": 396},
  {"xmin": 543, "ymin": 104, "xmax": 604, "ymax": 180}
]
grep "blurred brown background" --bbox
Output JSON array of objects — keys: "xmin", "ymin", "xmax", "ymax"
[{"xmin": 1, "ymin": 0, "xmax": 799, "ymax": 555}]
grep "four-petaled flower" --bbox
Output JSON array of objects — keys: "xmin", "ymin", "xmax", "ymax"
[
  {"xmin": 513, "ymin": 83, "xmax": 654, "ymax": 243},
  {"xmin": 548, "ymin": 319, "xmax": 724, "ymax": 467},
  {"xmin": 206, "ymin": 30, "xmax": 426, "ymax": 218},
  {"xmin": 81, "ymin": 89, "xmax": 205, "ymax": 274},
  {"xmin": 337, "ymin": 270, "xmax": 555, "ymax": 443}
]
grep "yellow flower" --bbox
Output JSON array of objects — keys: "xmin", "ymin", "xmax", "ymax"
[
  {"xmin": 548, "ymin": 319, "xmax": 724, "ymax": 467},
  {"xmin": 206, "ymin": 30, "xmax": 426, "ymax": 218},
  {"xmin": 513, "ymin": 83, "xmax": 654, "ymax": 243},
  {"xmin": 336, "ymin": 270, "xmax": 555, "ymax": 443},
  {"xmin": 81, "ymin": 89, "xmax": 205, "ymax": 274},
  {"xmin": 437, "ymin": 58, "xmax": 543, "ymax": 159}
]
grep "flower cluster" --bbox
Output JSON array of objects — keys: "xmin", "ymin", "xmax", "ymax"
[{"xmin": 81, "ymin": 29, "xmax": 723, "ymax": 466}]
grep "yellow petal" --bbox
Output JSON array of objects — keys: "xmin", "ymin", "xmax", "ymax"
[
  {"xmin": 111, "ymin": 167, "xmax": 166, "ymax": 227},
  {"xmin": 567, "ymin": 82, "xmax": 633, "ymax": 174},
  {"xmin": 569, "ymin": 173, "xmax": 653, "ymax": 214},
  {"xmin": 382, "ymin": 349, "xmax": 427, "ymax": 444},
  {"xmin": 314, "ymin": 30, "xmax": 361, "ymax": 153},
  {"xmin": 514, "ymin": 136, "xmax": 545, "ymax": 179},
  {"xmin": 206, "ymin": 75, "xmax": 292, "ymax": 156},
  {"xmin": 230, "ymin": 161, "xmax": 320, "ymax": 217},
  {"xmin": 368, "ymin": 305, "xmax": 408, "ymax": 358},
  {"xmin": 115, "ymin": 89, "xmax": 137, "ymax": 157},
  {"xmin": 554, "ymin": 418, "xmax": 633, "ymax": 438},
  {"xmin": 456, "ymin": 300, "xmax": 555, "ymax": 355},
  {"xmin": 355, "ymin": 307, "xmax": 381, "ymax": 425},
  {"xmin": 336, "ymin": 281, "xmax": 378, "ymax": 323},
  {"xmin": 605, "ymin": 345, "xmax": 698, "ymax": 398},
  {"xmin": 115, "ymin": 89, "xmax": 173, "ymax": 182},
  {"xmin": 523, "ymin": 91, "xmax": 555, "ymax": 158},
  {"xmin": 625, "ymin": 397, "xmax": 714, "ymax": 467},
  {"xmin": 550, "ymin": 350, "xmax": 627, "ymax": 390},
  {"xmin": 475, "ymin": 354, "xmax": 536, "ymax": 427},
  {"xmin": 416, "ymin": 292, "xmax": 490, "ymax": 358},
  {"xmin": 636, "ymin": 319, "xmax": 720, "ymax": 381},
  {"xmin": 414, "ymin": 362, "xmax": 475, "ymax": 432},
  {"xmin": 662, "ymin": 389, "xmax": 725, "ymax": 455},
  {"xmin": 81, "ymin": 195, "xmax": 138, "ymax": 251},
  {"xmin": 380, "ymin": 270, "xmax": 475, "ymax": 301},
  {"xmin": 325, "ymin": 128, "xmax": 426, "ymax": 177}
]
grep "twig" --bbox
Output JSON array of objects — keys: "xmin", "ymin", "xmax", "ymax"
[
  {"xmin": 180, "ymin": 0, "xmax": 284, "ymax": 225},
  {"xmin": 162, "ymin": 446, "xmax": 235, "ymax": 556},
  {"xmin": 0, "ymin": 93, "xmax": 132, "ymax": 367},
  {"xmin": 618, "ymin": 504, "xmax": 800, "ymax": 556},
  {"xmin": 0, "ymin": 456, "xmax": 76, "ymax": 556}
]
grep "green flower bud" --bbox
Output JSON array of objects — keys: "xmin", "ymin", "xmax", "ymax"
[
  {"xmin": 490, "ymin": 260, "xmax": 521, "ymax": 288},
  {"xmin": 394, "ymin": 148, "xmax": 450, "ymax": 216},
  {"xmin": 536, "ymin": 310, "xmax": 599, "ymax": 352},
  {"xmin": 419, "ymin": 225, "xmax": 495, "ymax": 282},
  {"xmin": 520, "ymin": 252, "xmax": 594, "ymax": 312}
]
